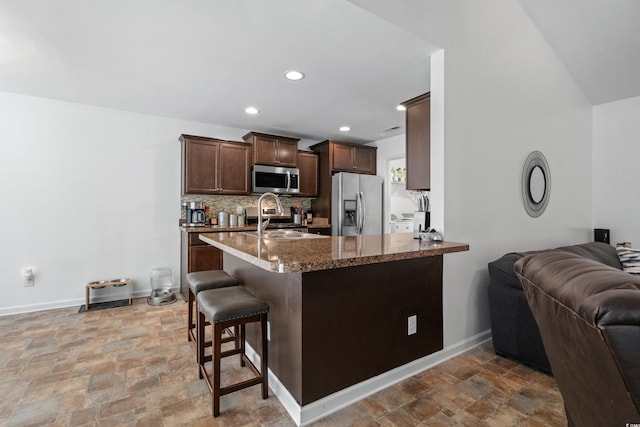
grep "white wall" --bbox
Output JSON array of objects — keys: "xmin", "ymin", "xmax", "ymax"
[
  {"xmin": 352, "ymin": 0, "xmax": 593, "ymax": 346},
  {"xmin": 593, "ymin": 95, "xmax": 640, "ymax": 246},
  {"xmin": 0, "ymin": 91, "xmax": 251, "ymax": 314}
]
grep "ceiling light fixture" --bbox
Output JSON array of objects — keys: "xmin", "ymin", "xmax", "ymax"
[
  {"xmin": 339, "ymin": 126, "xmax": 351, "ymax": 132},
  {"xmin": 284, "ymin": 70, "xmax": 305, "ymax": 81},
  {"xmin": 245, "ymin": 106, "xmax": 260, "ymax": 115},
  {"xmin": 396, "ymin": 105, "xmax": 407, "ymax": 111}
]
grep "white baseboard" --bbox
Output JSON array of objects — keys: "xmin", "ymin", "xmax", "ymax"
[
  {"xmin": 245, "ymin": 329, "xmax": 492, "ymax": 426},
  {"xmin": 0, "ymin": 287, "xmax": 183, "ymax": 316}
]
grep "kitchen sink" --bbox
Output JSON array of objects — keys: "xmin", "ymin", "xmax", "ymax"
[{"xmin": 243, "ymin": 230, "xmax": 329, "ymax": 240}]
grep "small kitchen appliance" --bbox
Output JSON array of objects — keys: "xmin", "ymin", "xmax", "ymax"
[
  {"xmin": 185, "ymin": 201, "xmax": 207, "ymax": 226},
  {"xmin": 252, "ymin": 165, "xmax": 300, "ymax": 194}
]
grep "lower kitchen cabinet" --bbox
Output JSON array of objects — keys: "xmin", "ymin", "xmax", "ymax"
[{"xmin": 180, "ymin": 231, "xmax": 222, "ymax": 300}]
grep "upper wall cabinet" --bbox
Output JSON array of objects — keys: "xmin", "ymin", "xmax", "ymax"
[
  {"xmin": 297, "ymin": 151, "xmax": 319, "ymax": 196},
  {"xmin": 243, "ymin": 132, "xmax": 299, "ymax": 168},
  {"xmin": 180, "ymin": 134, "xmax": 251, "ymax": 195},
  {"xmin": 311, "ymin": 140, "xmax": 377, "ymax": 175},
  {"xmin": 309, "ymin": 140, "xmax": 377, "ymax": 219},
  {"xmin": 403, "ymin": 92, "xmax": 430, "ymax": 191}
]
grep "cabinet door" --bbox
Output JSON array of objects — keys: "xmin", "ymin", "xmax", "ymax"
[
  {"xmin": 332, "ymin": 144, "xmax": 354, "ymax": 171},
  {"xmin": 188, "ymin": 245, "xmax": 223, "ymax": 272},
  {"xmin": 405, "ymin": 94, "xmax": 430, "ymax": 190},
  {"xmin": 253, "ymin": 135, "xmax": 278, "ymax": 165},
  {"xmin": 219, "ymin": 143, "xmax": 251, "ymax": 194},
  {"xmin": 353, "ymin": 146, "xmax": 376, "ymax": 174},
  {"xmin": 276, "ymin": 140, "xmax": 299, "ymax": 167},
  {"xmin": 183, "ymin": 139, "xmax": 219, "ymax": 194},
  {"xmin": 298, "ymin": 151, "xmax": 318, "ymax": 196}
]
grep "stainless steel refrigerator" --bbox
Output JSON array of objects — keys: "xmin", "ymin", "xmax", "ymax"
[{"xmin": 332, "ymin": 172, "xmax": 383, "ymax": 236}]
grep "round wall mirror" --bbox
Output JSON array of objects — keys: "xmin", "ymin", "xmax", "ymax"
[
  {"xmin": 522, "ymin": 151, "xmax": 550, "ymax": 217},
  {"xmin": 528, "ymin": 165, "xmax": 546, "ymax": 203}
]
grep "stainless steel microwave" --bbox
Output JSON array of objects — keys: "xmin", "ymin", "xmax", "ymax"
[{"xmin": 252, "ymin": 165, "xmax": 300, "ymax": 194}]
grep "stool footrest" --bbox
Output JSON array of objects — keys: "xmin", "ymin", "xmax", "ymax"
[{"xmin": 220, "ymin": 377, "xmax": 264, "ymax": 396}]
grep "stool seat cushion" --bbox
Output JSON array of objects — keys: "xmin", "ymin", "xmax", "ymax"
[
  {"xmin": 198, "ymin": 287, "xmax": 269, "ymax": 323},
  {"xmin": 188, "ymin": 270, "xmax": 238, "ymax": 293}
]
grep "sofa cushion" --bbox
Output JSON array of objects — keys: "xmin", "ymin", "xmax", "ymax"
[
  {"xmin": 488, "ymin": 251, "xmax": 541, "ymax": 290},
  {"xmin": 556, "ymin": 241, "xmax": 622, "ymax": 270},
  {"xmin": 616, "ymin": 247, "xmax": 640, "ymax": 275},
  {"xmin": 515, "ymin": 250, "xmax": 640, "ymax": 423},
  {"xmin": 488, "ymin": 242, "xmax": 620, "ymax": 292}
]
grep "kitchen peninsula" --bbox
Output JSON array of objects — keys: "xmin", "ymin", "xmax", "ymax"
[{"xmin": 199, "ymin": 231, "xmax": 468, "ymax": 422}]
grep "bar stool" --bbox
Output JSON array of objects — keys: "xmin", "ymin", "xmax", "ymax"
[
  {"xmin": 197, "ymin": 286, "xmax": 269, "ymax": 417},
  {"xmin": 187, "ymin": 270, "xmax": 239, "ymax": 351}
]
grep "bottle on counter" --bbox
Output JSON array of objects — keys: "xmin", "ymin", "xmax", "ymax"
[{"xmin": 306, "ymin": 209, "xmax": 313, "ymax": 224}]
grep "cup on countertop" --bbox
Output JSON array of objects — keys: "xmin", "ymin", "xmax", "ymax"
[
  {"xmin": 229, "ymin": 214, "xmax": 237, "ymax": 227},
  {"xmin": 293, "ymin": 213, "xmax": 302, "ymax": 225},
  {"xmin": 237, "ymin": 215, "xmax": 245, "ymax": 227}
]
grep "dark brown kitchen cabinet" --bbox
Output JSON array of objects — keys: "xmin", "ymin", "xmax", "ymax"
[
  {"xmin": 324, "ymin": 140, "xmax": 376, "ymax": 174},
  {"xmin": 297, "ymin": 151, "xmax": 319, "ymax": 196},
  {"xmin": 180, "ymin": 134, "xmax": 251, "ymax": 195},
  {"xmin": 180, "ymin": 231, "xmax": 223, "ymax": 300},
  {"xmin": 309, "ymin": 139, "xmax": 377, "ymax": 219},
  {"xmin": 243, "ymin": 132, "xmax": 299, "ymax": 167},
  {"xmin": 402, "ymin": 92, "xmax": 430, "ymax": 190}
]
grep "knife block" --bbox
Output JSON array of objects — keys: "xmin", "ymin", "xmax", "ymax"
[{"xmin": 413, "ymin": 211, "xmax": 430, "ymax": 239}]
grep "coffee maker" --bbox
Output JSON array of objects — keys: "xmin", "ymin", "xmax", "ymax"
[{"xmin": 184, "ymin": 201, "xmax": 207, "ymax": 226}]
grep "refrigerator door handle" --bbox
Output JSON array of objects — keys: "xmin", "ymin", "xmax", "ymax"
[
  {"xmin": 359, "ymin": 191, "xmax": 366, "ymax": 234},
  {"xmin": 355, "ymin": 191, "xmax": 361, "ymax": 234}
]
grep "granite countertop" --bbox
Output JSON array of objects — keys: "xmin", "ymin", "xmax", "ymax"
[{"xmin": 199, "ymin": 232, "xmax": 469, "ymax": 273}]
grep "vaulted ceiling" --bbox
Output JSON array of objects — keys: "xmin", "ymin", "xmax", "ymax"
[{"xmin": 0, "ymin": 1, "xmax": 637, "ymax": 143}]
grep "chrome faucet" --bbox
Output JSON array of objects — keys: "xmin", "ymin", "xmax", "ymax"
[{"xmin": 257, "ymin": 192, "xmax": 283, "ymax": 236}]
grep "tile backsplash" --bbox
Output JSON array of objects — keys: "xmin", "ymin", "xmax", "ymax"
[{"xmin": 181, "ymin": 194, "xmax": 313, "ymax": 219}]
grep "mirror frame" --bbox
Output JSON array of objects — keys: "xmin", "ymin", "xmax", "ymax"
[{"xmin": 522, "ymin": 151, "xmax": 551, "ymax": 217}]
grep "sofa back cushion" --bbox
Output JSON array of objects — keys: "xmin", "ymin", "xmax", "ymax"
[
  {"xmin": 556, "ymin": 241, "xmax": 622, "ymax": 270},
  {"xmin": 515, "ymin": 251, "xmax": 640, "ymax": 425},
  {"xmin": 488, "ymin": 242, "xmax": 620, "ymax": 291}
]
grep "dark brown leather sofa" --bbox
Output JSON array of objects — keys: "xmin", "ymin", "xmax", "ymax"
[
  {"xmin": 515, "ymin": 250, "xmax": 640, "ymax": 426},
  {"xmin": 488, "ymin": 242, "xmax": 621, "ymax": 373}
]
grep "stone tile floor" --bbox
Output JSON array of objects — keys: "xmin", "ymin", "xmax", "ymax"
[{"xmin": 0, "ymin": 298, "xmax": 566, "ymax": 426}]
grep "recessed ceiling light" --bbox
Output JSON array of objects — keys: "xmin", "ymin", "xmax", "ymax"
[
  {"xmin": 396, "ymin": 104, "xmax": 407, "ymax": 111},
  {"xmin": 284, "ymin": 70, "xmax": 305, "ymax": 81},
  {"xmin": 245, "ymin": 106, "xmax": 260, "ymax": 115},
  {"xmin": 339, "ymin": 126, "xmax": 351, "ymax": 132}
]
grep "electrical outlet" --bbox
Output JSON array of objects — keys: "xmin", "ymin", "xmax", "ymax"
[
  {"xmin": 267, "ymin": 320, "xmax": 271, "ymax": 341},
  {"xmin": 23, "ymin": 268, "xmax": 35, "ymax": 287},
  {"xmin": 408, "ymin": 315, "xmax": 417, "ymax": 335}
]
